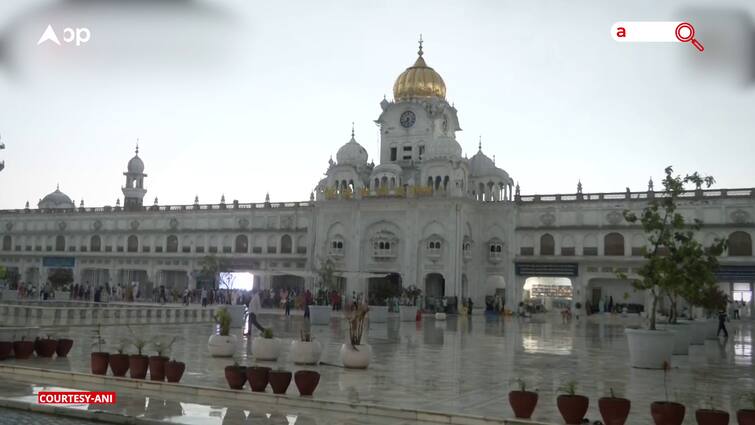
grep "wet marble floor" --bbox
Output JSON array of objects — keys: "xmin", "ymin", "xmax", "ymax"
[{"xmin": 1, "ymin": 311, "xmax": 753, "ymax": 424}]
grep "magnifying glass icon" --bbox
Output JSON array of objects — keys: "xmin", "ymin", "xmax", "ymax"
[{"xmin": 675, "ymin": 22, "xmax": 704, "ymax": 52}]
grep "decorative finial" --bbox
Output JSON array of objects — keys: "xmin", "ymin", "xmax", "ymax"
[
  {"xmin": 648, "ymin": 177, "xmax": 654, "ymax": 191},
  {"xmin": 56, "ymin": 183, "xmax": 59, "ymax": 191},
  {"xmin": 154, "ymin": 197, "xmax": 158, "ymax": 205},
  {"xmin": 478, "ymin": 135, "xmax": 482, "ymax": 151},
  {"xmin": 135, "ymin": 139, "xmax": 139, "ymax": 155},
  {"xmin": 25, "ymin": 201, "xmax": 30, "ymax": 209},
  {"xmin": 221, "ymin": 194, "xmax": 226, "ymax": 203},
  {"xmin": 265, "ymin": 192, "xmax": 270, "ymax": 202},
  {"xmin": 577, "ymin": 180, "xmax": 583, "ymax": 194},
  {"xmin": 493, "ymin": 155, "xmax": 496, "ymax": 164},
  {"xmin": 116, "ymin": 198, "xmax": 120, "ymax": 206},
  {"xmin": 418, "ymin": 34, "xmax": 424, "ymax": 57},
  {"xmin": 310, "ymin": 191, "xmax": 315, "ymax": 201},
  {"xmin": 194, "ymin": 195, "xmax": 199, "ymax": 204},
  {"xmin": 351, "ymin": 122, "xmax": 355, "ymax": 139},
  {"xmin": 80, "ymin": 199, "xmax": 84, "ymax": 207}
]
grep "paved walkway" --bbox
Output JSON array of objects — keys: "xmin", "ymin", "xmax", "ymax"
[
  {"xmin": 0, "ymin": 407, "xmax": 99, "ymax": 425},
  {"xmin": 2, "ymin": 312, "xmax": 752, "ymax": 424}
]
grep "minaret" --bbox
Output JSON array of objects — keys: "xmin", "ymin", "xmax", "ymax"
[{"xmin": 122, "ymin": 144, "xmax": 147, "ymax": 211}]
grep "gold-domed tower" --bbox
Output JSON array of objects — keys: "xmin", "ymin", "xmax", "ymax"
[{"xmin": 392, "ymin": 36, "xmax": 446, "ymax": 101}]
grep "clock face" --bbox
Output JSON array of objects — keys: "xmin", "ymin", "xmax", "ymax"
[{"xmin": 399, "ymin": 110, "xmax": 416, "ymax": 128}]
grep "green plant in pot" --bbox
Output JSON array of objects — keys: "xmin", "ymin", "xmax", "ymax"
[
  {"xmin": 598, "ymin": 388, "xmax": 631, "ymax": 425},
  {"xmin": 621, "ymin": 167, "xmax": 727, "ymax": 369},
  {"xmin": 694, "ymin": 395, "xmax": 729, "ymax": 425},
  {"xmin": 148, "ymin": 336, "xmax": 178, "ymax": 381},
  {"xmin": 556, "ymin": 381, "xmax": 589, "ymax": 425},
  {"xmin": 508, "ymin": 378, "xmax": 538, "ymax": 419},
  {"xmin": 650, "ymin": 362, "xmax": 685, "ymax": 425},
  {"xmin": 126, "ymin": 326, "xmax": 150, "ymax": 379},
  {"xmin": 90, "ymin": 324, "xmax": 109, "ymax": 375},
  {"xmin": 737, "ymin": 392, "xmax": 755, "ymax": 425},
  {"xmin": 109, "ymin": 339, "xmax": 130, "ymax": 377}
]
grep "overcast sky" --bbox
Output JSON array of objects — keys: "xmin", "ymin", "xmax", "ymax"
[{"xmin": 1, "ymin": 0, "xmax": 754, "ymax": 209}]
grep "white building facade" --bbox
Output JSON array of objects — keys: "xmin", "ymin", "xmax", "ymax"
[{"xmin": 1, "ymin": 43, "xmax": 754, "ymax": 314}]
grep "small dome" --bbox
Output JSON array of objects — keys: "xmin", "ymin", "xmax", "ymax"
[
  {"xmin": 426, "ymin": 135, "xmax": 462, "ymax": 160},
  {"xmin": 127, "ymin": 145, "xmax": 144, "ymax": 174},
  {"xmin": 393, "ymin": 40, "xmax": 446, "ymax": 101},
  {"xmin": 372, "ymin": 163, "xmax": 403, "ymax": 175},
  {"xmin": 469, "ymin": 146, "xmax": 497, "ymax": 177},
  {"xmin": 336, "ymin": 132, "xmax": 368, "ymax": 166},
  {"xmin": 38, "ymin": 186, "xmax": 75, "ymax": 209}
]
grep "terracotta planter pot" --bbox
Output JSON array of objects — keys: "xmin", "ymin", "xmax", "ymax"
[
  {"xmin": 13, "ymin": 341, "xmax": 35, "ymax": 359},
  {"xmin": 509, "ymin": 390, "xmax": 538, "ymax": 419},
  {"xmin": 557, "ymin": 394, "xmax": 590, "ymax": 425},
  {"xmin": 651, "ymin": 401, "xmax": 686, "ymax": 425},
  {"xmin": 599, "ymin": 397, "xmax": 631, "ymax": 425},
  {"xmin": 269, "ymin": 370, "xmax": 292, "ymax": 395},
  {"xmin": 246, "ymin": 366, "xmax": 271, "ymax": 392},
  {"xmin": 695, "ymin": 409, "xmax": 729, "ymax": 425},
  {"xmin": 109, "ymin": 354, "xmax": 130, "ymax": 377},
  {"xmin": 294, "ymin": 370, "xmax": 320, "ymax": 396},
  {"xmin": 0, "ymin": 342, "xmax": 12, "ymax": 360},
  {"xmin": 91, "ymin": 352, "xmax": 110, "ymax": 375},
  {"xmin": 129, "ymin": 355, "xmax": 149, "ymax": 379},
  {"xmin": 224, "ymin": 365, "xmax": 247, "ymax": 390},
  {"xmin": 149, "ymin": 356, "xmax": 169, "ymax": 381},
  {"xmin": 35, "ymin": 338, "xmax": 58, "ymax": 358},
  {"xmin": 737, "ymin": 409, "xmax": 755, "ymax": 425},
  {"xmin": 165, "ymin": 360, "xmax": 186, "ymax": 383},
  {"xmin": 56, "ymin": 339, "xmax": 74, "ymax": 357}
]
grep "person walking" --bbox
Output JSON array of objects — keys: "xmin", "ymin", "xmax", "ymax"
[
  {"xmin": 717, "ymin": 309, "xmax": 729, "ymax": 337},
  {"xmin": 201, "ymin": 287, "xmax": 208, "ymax": 308},
  {"xmin": 284, "ymin": 290, "xmax": 291, "ymax": 316},
  {"xmin": 246, "ymin": 289, "xmax": 266, "ymax": 336}
]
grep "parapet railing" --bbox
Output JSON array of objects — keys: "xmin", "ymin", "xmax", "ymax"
[
  {"xmin": 516, "ymin": 188, "xmax": 754, "ymax": 203},
  {"xmin": 0, "ymin": 201, "xmax": 313, "ymax": 215}
]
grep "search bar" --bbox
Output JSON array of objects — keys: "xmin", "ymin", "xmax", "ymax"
[{"xmin": 611, "ymin": 21, "xmax": 704, "ymax": 52}]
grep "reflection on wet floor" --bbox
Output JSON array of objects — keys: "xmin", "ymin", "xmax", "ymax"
[{"xmin": 1, "ymin": 311, "xmax": 752, "ymax": 425}]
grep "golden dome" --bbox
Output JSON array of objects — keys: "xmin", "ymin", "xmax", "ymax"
[{"xmin": 392, "ymin": 38, "xmax": 446, "ymax": 101}]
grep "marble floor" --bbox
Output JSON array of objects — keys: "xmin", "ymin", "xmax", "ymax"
[{"xmin": 1, "ymin": 311, "xmax": 752, "ymax": 424}]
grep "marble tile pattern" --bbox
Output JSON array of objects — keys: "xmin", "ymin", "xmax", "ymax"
[{"xmin": 1, "ymin": 310, "xmax": 752, "ymax": 425}]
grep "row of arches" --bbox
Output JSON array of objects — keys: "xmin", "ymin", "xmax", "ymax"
[{"xmin": 526, "ymin": 231, "xmax": 752, "ymax": 257}]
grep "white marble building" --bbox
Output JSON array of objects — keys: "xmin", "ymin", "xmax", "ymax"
[{"xmin": 1, "ymin": 42, "xmax": 754, "ymax": 313}]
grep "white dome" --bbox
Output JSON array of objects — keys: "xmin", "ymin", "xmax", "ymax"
[
  {"xmin": 336, "ymin": 135, "xmax": 368, "ymax": 166},
  {"xmin": 469, "ymin": 148, "xmax": 496, "ymax": 176},
  {"xmin": 128, "ymin": 155, "xmax": 144, "ymax": 174},
  {"xmin": 38, "ymin": 186, "xmax": 75, "ymax": 209},
  {"xmin": 426, "ymin": 135, "xmax": 462, "ymax": 160},
  {"xmin": 372, "ymin": 163, "xmax": 403, "ymax": 175}
]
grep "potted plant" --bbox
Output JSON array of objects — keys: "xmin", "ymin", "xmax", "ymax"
[
  {"xmin": 695, "ymin": 396, "xmax": 729, "ymax": 425},
  {"xmin": 309, "ymin": 258, "xmax": 339, "ymax": 325},
  {"xmin": 599, "ymin": 388, "xmax": 631, "ymax": 425},
  {"xmin": 13, "ymin": 336, "xmax": 35, "ymax": 360},
  {"xmin": 252, "ymin": 328, "xmax": 280, "ymax": 361},
  {"xmin": 508, "ymin": 378, "xmax": 538, "ymax": 419},
  {"xmin": 291, "ymin": 329, "xmax": 322, "ymax": 365},
  {"xmin": 269, "ymin": 368, "xmax": 292, "ymax": 394},
  {"xmin": 165, "ymin": 358, "xmax": 186, "ymax": 383},
  {"xmin": 224, "ymin": 361, "xmax": 247, "ymax": 390},
  {"xmin": 246, "ymin": 366, "xmax": 271, "ymax": 392},
  {"xmin": 650, "ymin": 362, "xmax": 685, "ymax": 425},
  {"xmin": 90, "ymin": 325, "xmax": 109, "ymax": 374},
  {"xmin": 208, "ymin": 307, "xmax": 237, "ymax": 357},
  {"xmin": 399, "ymin": 285, "xmax": 421, "ymax": 322},
  {"xmin": 109, "ymin": 339, "xmax": 130, "ymax": 377},
  {"xmin": 738, "ymin": 392, "xmax": 755, "ymax": 425},
  {"xmin": 127, "ymin": 326, "xmax": 150, "ymax": 379},
  {"xmin": 294, "ymin": 370, "xmax": 320, "ymax": 396},
  {"xmin": 622, "ymin": 167, "xmax": 726, "ymax": 369},
  {"xmin": 556, "ymin": 381, "xmax": 589, "ymax": 425},
  {"xmin": 35, "ymin": 334, "xmax": 58, "ymax": 358},
  {"xmin": 56, "ymin": 335, "xmax": 74, "ymax": 357},
  {"xmin": 340, "ymin": 303, "xmax": 370, "ymax": 369},
  {"xmin": 149, "ymin": 336, "xmax": 178, "ymax": 381}
]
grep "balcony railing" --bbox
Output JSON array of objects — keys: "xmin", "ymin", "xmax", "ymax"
[
  {"xmin": 0, "ymin": 201, "xmax": 313, "ymax": 215},
  {"xmin": 516, "ymin": 188, "xmax": 754, "ymax": 204}
]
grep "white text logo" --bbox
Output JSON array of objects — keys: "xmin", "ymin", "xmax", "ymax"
[{"xmin": 37, "ymin": 24, "xmax": 91, "ymax": 47}]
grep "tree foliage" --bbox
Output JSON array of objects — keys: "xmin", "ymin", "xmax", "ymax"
[{"xmin": 622, "ymin": 166, "xmax": 727, "ymax": 330}]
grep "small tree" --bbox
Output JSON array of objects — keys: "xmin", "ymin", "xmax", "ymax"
[
  {"xmin": 622, "ymin": 167, "xmax": 726, "ymax": 330},
  {"xmin": 314, "ymin": 257, "xmax": 340, "ymax": 305},
  {"xmin": 199, "ymin": 255, "xmax": 233, "ymax": 303}
]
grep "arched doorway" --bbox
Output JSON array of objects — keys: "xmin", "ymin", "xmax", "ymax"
[
  {"xmin": 424, "ymin": 273, "xmax": 445, "ymax": 311},
  {"xmin": 486, "ymin": 274, "xmax": 506, "ymax": 310},
  {"xmin": 523, "ymin": 277, "xmax": 572, "ymax": 311},
  {"xmin": 367, "ymin": 273, "xmax": 402, "ymax": 306}
]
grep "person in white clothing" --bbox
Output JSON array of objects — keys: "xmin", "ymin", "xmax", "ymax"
[{"xmin": 245, "ymin": 289, "xmax": 266, "ymax": 336}]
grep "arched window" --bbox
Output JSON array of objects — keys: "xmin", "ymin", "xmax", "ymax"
[
  {"xmin": 127, "ymin": 235, "xmax": 139, "ymax": 253},
  {"xmin": 280, "ymin": 234, "xmax": 292, "ymax": 254},
  {"xmin": 90, "ymin": 235, "xmax": 101, "ymax": 252},
  {"xmin": 729, "ymin": 231, "xmax": 752, "ymax": 257},
  {"xmin": 166, "ymin": 235, "xmax": 178, "ymax": 253},
  {"xmin": 235, "ymin": 235, "xmax": 248, "ymax": 253},
  {"xmin": 55, "ymin": 235, "xmax": 66, "ymax": 251},
  {"xmin": 604, "ymin": 232, "xmax": 625, "ymax": 256},
  {"xmin": 540, "ymin": 234, "xmax": 555, "ymax": 256},
  {"xmin": 2, "ymin": 235, "xmax": 11, "ymax": 251}
]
